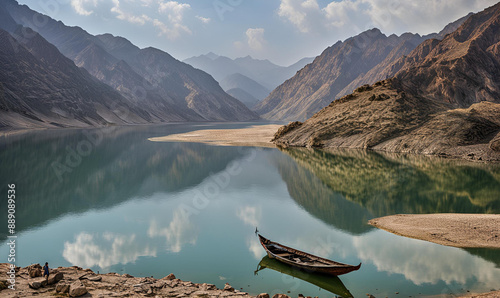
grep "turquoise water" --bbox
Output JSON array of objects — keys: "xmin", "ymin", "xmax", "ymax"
[{"xmin": 1, "ymin": 123, "xmax": 499, "ymax": 297}]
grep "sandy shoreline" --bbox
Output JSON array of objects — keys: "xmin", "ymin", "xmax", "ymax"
[
  {"xmin": 148, "ymin": 124, "xmax": 282, "ymax": 148},
  {"xmin": 369, "ymin": 214, "xmax": 500, "ymax": 249}
]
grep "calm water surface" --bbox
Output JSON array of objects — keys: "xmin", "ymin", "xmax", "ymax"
[{"xmin": 1, "ymin": 123, "xmax": 499, "ymax": 298}]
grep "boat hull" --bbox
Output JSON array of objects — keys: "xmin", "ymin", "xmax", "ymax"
[{"xmin": 258, "ymin": 234, "xmax": 361, "ymax": 276}]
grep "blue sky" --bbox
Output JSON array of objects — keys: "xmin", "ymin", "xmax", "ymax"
[{"xmin": 19, "ymin": 0, "xmax": 499, "ymax": 65}]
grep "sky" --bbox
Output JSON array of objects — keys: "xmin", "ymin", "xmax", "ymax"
[{"xmin": 18, "ymin": 0, "xmax": 499, "ymax": 66}]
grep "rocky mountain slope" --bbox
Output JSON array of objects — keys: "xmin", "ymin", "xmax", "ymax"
[
  {"xmin": 273, "ymin": 3, "xmax": 500, "ymax": 160},
  {"xmin": 390, "ymin": 6, "xmax": 500, "ymax": 107},
  {"xmin": 1, "ymin": 0, "xmax": 258, "ymax": 126},
  {"xmin": 273, "ymin": 79, "xmax": 500, "ymax": 160},
  {"xmin": 255, "ymin": 16, "xmax": 470, "ymax": 121},
  {"xmin": 0, "ymin": 27, "xmax": 149, "ymax": 129}
]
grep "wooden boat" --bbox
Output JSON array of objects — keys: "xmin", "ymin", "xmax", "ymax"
[
  {"xmin": 258, "ymin": 234, "xmax": 361, "ymax": 276},
  {"xmin": 255, "ymin": 256, "xmax": 353, "ymax": 298}
]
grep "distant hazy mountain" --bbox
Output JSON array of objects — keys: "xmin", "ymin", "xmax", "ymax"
[
  {"xmin": 220, "ymin": 73, "xmax": 270, "ymax": 104},
  {"xmin": 184, "ymin": 54, "xmax": 314, "ymax": 91},
  {"xmin": 273, "ymin": 3, "xmax": 500, "ymax": 161},
  {"xmin": 255, "ymin": 16, "xmax": 470, "ymax": 121},
  {"xmin": 225, "ymin": 88, "xmax": 259, "ymax": 109},
  {"xmin": 1, "ymin": 0, "xmax": 258, "ymax": 126}
]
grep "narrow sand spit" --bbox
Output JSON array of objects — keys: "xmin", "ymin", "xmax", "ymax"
[
  {"xmin": 149, "ymin": 124, "xmax": 281, "ymax": 148},
  {"xmin": 459, "ymin": 290, "xmax": 500, "ymax": 298},
  {"xmin": 369, "ymin": 214, "xmax": 500, "ymax": 248}
]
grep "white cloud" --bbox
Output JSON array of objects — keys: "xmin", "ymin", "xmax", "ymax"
[
  {"xmin": 353, "ymin": 231, "xmax": 500, "ymax": 287},
  {"xmin": 147, "ymin": 207, "xmax": 198, "ymax": 253},
  {"xmin": 246, "ymin": 28, "xmax": 266, "ymax": 51},
  {"xmin": 196, "ymin": 15, "xmax": 211, "ymax": 24},
  {"xmin": 323, "ymin": 0, "xmax": 363, "ymax": 28},
  {"xmin": 237, "ymin": 205, "xmax": 261, "ymax": 228},
  {"xmin": 278, "ymin": 0, "xmax": 323, "ymax": 33},
  {"xmin": 246, "ymin": 236, "xmax": 265, "ymax": 260},
  {"xmin": 71, "ymin": 0, "xmax": 98, "ymax": 16},
  {"xmin": 111, "ymin": 0, "xmax": 152, "ymax": 25},
  {"xmin": 63, "ymin": 232, "xmax": 156, "ymax": 268},
  {"xmin": 278, "ymin": 0, "xmax": 499, "ymax": 36},
  {"xmin": 155, "ymin": 1, "xmax": 192, "ymax": 39},
  {"xmin": 159, "ymin": 1, "xmax": 191, "ymax": 23},
  {"xmin": 109, "ymin": 0, "xmax": 192, "ymax": 38},
  {"xmin": 153, "ymin": 19, "xmax": 191, "ymax": 39}
]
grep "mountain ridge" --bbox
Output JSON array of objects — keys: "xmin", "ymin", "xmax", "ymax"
[
  {"xmin": 1, "ymin": 0, "xmax": 258, "ymax": 127},
  {"xmin": 255, "ymin": 14, "xmax": 472, "ymax": 121},
  {"xmin": 272, "ymin": 3, "xmax": 500, "ymax": 161}
]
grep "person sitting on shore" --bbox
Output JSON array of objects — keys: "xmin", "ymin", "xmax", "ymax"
[{"xmin": 42, "ymin": 262, "xmax": 49, "ymax": 282}]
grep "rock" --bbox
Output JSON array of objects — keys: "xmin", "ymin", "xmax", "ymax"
[
  {"xmin": 200, "ymin": 283, "xmax": 217, "ymax": 291},
  {"xmin": 56, "ymin": 283, "xmax": 70, "ymax": 293},
  {"xmin": 257, "ymin": 294, "xmax": 270, "ymax": 298},
  {"xmin": 163, "ymin": 273, "xmax": 176, "ymax": 280},
  {"xmin": 28, "ymin": 280, "xmax": 42, "ymax": 289},
  {"xmin": 88, "ymin": 275, "xmax": 102, "ymax": 282},
  {"xmin": 69, "ymin": 280, "xmax": 88, "ymax": 297},
  {"xmin": 28, "ymin": 267, "xmax": 42, "ymax": 278},
  {"xmin": 223, "ymin": 283, "xmax": 235, "ymax": 292},
  {"xmin": 272, "ymin": 121, "xmax": 303, "ymax": 141},
  {"xmin": 29, "ymin": 277, "xmax": 48, "ymax": 288},
  {"xmin": 192, "ymin": 290, "xmax": 211, "ymax": 297},
  {"xmin": 122, "ymin": 273, "xmax": 133, "ymax": 278},
  {"xmin": 272, "ymin": 294, "xmax": 290, "ymax": 298},
  {"xmin": 48, "ymin": 272, "xmax": 64, "ymax": 284},
  {"xmin": 367, "ymin": 294, "xmax": 376, "ymax": 298}
]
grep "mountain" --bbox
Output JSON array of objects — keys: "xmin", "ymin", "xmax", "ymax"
[
  {"xmin": 339, "ymin": 13, "xmax": 473, "ymax": 98},
  {"xmin": 255, "ymin": 16, "xmax": 470, "ymax": 121},
  {"xmin": 273, "ymin": 80, "xmax": 500, "ymax": 161},
  {"xmin": 389, "ymin": 8, "xmax": 500, "ymax": 108},
  {"xmin": 220, "ymin": 73, "xmax": 270, "ymax": 106},
  {"xmin": 184, "ymin": 54, "xmax": 314, "ymax": 91},
  {"xmin": 272, "ymin": 3, "xmax": 500, "ymax": 161},
  {"xmin": 0, "ymin": 26, "xmax": 152, "ymax": 129},
  {"xmin": 1, "ymin": 0, "xmax": 258, "ymax": 126},
  {"xmin": 225, "ymin": 88, "xmax": 260, "ymax": 109}
]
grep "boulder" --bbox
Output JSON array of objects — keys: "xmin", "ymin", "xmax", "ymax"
[
  {"xmin": 490, "ymin": 137, "xmax": 500, "ymax": 151},
  {"xmin": 29, "ymin": 277, "xmax": 48, "ymax": 288},
  {"xmin": 272, "ymin": 294, "xmax": 290, "ymax": 298},
  {"xmin": 48, "ymin": 272, "xmax": 64, "ymax": 284},
  {"xmin": 88, "ymin": 275, "xmax": 102, "ymax": 282},
  {"xmin": 257, "ymin": 294, "xmax": 270, "ymax": 298},
  {"xmin": 28, "ymin": 280, "xmax": 42, "ymax": 290},
  {"xmin": 29, "ymin": 268, "xmax": 42, "ymax": 278},
  {"xmin": 163, "ymin": 273, "xmax": 176, "ymax": 280},
  {"xmin": 69, "ymin": 280, "xmax": 88, "ymax": 297},
  {"xmin": 200, "ymin": 283, "xmax": 216, "ymax": 291},
  {"xmin": 56, "ymin": 283, "xmax": 70, "ymax": 293},
  {"xmin": 223, "ymin": 283, "xmax": 234, "ymax": 292}
]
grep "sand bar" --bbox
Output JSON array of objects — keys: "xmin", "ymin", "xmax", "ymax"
[
  {"xmin": 149, "ymin": 124, "xmax": 282, "ymax": 148},
  {"xmin": 369, "ymin": 214, "xmax": 500, "ymax": 248}
]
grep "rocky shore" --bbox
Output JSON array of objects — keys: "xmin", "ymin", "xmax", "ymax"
[
  {"xmin": 0, "ymin": 263, "xmax": 265, "ymax": 298},
  {"xmin": 1, "ymin": 263, "xmax": 499, "ymax": 297}
]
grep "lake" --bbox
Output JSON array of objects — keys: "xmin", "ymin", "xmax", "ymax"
[{"xmin": 1, "ymin": 123, "xmax": 499, "ymax": 298}]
